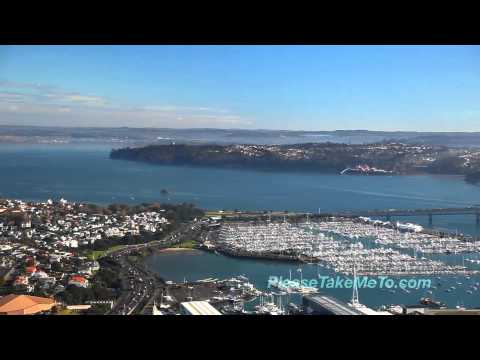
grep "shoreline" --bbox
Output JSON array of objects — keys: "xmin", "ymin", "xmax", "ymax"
[
  {"xmin": 157, "ymin": 247, "xmax": 198, "ymax": 253},
  {"xmin": 110, "ymin": 156, "xmax": 470, "ymax": 179}
]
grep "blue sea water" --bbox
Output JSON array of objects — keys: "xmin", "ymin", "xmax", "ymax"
[
  {"xmin": 144, "ymin": 250, "xmax": 480, "ymax": 310},
  {"xmin": 1, "ymin": 143, "xmax": 479, "ymax": 235}
]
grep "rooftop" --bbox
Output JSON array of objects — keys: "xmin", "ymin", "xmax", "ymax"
[
  {"xmin": 180, "ymin": 301, "xmax": 222, "ymax": 315},
  {"xmin": 0, "ymin": 294, "xmax": 56, "ymax": 315},
  {"xmin": 304, "ymin": 295, "xmax": 363, "ymax": 315}
]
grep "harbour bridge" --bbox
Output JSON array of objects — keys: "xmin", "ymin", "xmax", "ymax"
[
  {"xmin": 227, "ymin": 206, "xmax": 480, "ymax": 227},
  {"xmin": 333, "ymin": 206, "xmax": 480, "ymax": 226}
]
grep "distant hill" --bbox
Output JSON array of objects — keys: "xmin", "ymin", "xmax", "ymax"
[{"xmin": 2, "ymin": 125, "xmax": 480, "ymax": 147}]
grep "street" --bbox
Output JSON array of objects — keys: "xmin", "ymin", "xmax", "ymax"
[{"xmin": 106, "ymin": 221, "xmax": 201, "ymax": 315}]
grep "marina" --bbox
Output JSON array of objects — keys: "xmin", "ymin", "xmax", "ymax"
[
  {"xmin": 145, "ymin": 247, "xmax": 480, "ymax": 311},
  {"xmin": 212, "ymin": 220, "xmax": 479, "ymax": 276}
]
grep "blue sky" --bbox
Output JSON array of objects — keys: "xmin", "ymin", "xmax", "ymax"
[{"xmin": 0, "ymin": 45, "xmax": 479, "ymax": 131}]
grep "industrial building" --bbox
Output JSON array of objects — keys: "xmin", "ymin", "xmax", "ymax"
[
  {"xmin": 302, "ymin": 294, "xmax": 391, "ymax": 315},
  {"xmin": 303, "ymin": 295, "xmax": 363, "ymax": 315},
  {"xmin": 180, "ymin": 301, "xmax": 222, "ymax": 315}
]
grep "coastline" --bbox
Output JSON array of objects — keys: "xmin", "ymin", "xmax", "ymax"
[
  {"xmin": 109, "ymin": 155, "xmax": 473, "ymax": 184},
  {"xmin": 158, "ymin": 247, "xmax": 198, "ymax": 253}
]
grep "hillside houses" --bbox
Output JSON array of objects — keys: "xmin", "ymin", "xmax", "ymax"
[
  {"xmin": 0, "ymin": 199, "xmax": 170, "ymax": 248},
  {"xmin": 0, "ymin": 198, "xmax": 171, "ymax": 299}
]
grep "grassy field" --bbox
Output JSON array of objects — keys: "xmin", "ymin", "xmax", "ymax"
[
  {"xmin": 171, "ymin": 240, "xmax": 197, "ymax": 249},
  {"xmin": 87, "ymin": 245, "xmax": 125, "ymax": 260}
]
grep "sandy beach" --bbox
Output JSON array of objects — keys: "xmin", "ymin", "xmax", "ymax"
[{"xmin": 158, "ymin": 247, "xmax": 197, "ymax": 253}]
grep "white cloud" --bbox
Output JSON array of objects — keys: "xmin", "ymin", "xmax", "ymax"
[
  {"xmin": 61, "ymin": 94, "xmax": 108, "ymax": 106},
  {"xmin": 0, "ymin": 91, "xmax": 31, "ymax": 102},
  {"xmin": 142, "ymin": 105, "xmax": 229, "ymax": 113},
  {"xmin": 0, "ymin": 79, "xmax": 255, "ymax": 128}
]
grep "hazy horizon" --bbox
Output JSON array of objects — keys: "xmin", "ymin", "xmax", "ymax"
[{"xmin": 2, "ymin": 123, "xmax": 480, "ymax": 134}]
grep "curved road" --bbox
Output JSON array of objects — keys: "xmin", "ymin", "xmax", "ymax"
[{"xmin": 106, "ymin": 221, "xmax": 201, "ymax": 315}]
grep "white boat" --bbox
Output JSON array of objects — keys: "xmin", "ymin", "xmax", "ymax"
[
  {"xmin": 254, "ymin": 294, "xmax": 285, "ymax": 315},
  {"xmin": 296, "ymin": 286, "xmax": 319, "ymax": 294}
]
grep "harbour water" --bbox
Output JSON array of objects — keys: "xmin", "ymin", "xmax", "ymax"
[
  {"xmin": 144, "ymin": 249, "xmax": 480, "ymax": 309},
  {"xmin": 0, "ymin": 143, "xmax": 479, "ymax": 236},
  {"xmin": 2, "ymin": 143, "xmax": 480, "ymax": 309}
]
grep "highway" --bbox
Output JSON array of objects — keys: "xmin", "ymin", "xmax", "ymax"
[{"xmin": 106, "ymin": 221, "xmax": 202, "ymax": 315}]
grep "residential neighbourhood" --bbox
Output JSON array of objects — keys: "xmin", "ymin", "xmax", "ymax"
[{"xmin": 0, "ymin": 197, "xmax": 180, "ymax": 314}]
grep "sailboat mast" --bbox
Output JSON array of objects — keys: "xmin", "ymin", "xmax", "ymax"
[{"xmin": 352, "ymin": 260, "xmax": 359, "ymax": 305}]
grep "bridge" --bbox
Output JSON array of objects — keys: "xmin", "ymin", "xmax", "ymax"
[
  {"xmin": 334, "ymin": 206, "xmax": 480, "ymax": 226},
  {"xmin": 224, "ymin": 207, "xmax": 480, "ymax": 227}
]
